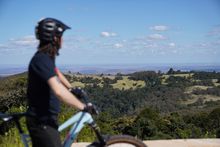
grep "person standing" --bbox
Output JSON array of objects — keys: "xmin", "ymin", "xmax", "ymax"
[{"xmin": 26, "ymin": 18, "xmax": 86, "ymax": 147}]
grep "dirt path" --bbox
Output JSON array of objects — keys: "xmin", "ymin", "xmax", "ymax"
[
  {"xmin": 71, "ymin": 139, "xmax": 220, "ymax": 147},
  {"xmin": 143, "ymin": 139, "xmax": 220, "ymax": 147}
]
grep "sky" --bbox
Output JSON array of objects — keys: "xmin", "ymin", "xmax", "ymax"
[{"xmin": 0, "ymin": 0, "xmax": 220, "ymax": 67}]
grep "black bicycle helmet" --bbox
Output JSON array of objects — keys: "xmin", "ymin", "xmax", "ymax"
[{"xmin": 35, "ymin": 18, "xmax": 71, "ymax": 42}]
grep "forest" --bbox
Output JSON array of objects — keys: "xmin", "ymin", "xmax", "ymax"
[{"xmin": 0, "ymin": 68, "xmax": 220, "ymax": 146}]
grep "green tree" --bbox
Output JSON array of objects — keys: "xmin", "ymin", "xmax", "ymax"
[
  {"xmin": 208, "ymin": 108, "xmax": 220, "ymax": 133},
  {"xmin": 129, "ymin": 108, "xmax": 160, "ymax": 140}
]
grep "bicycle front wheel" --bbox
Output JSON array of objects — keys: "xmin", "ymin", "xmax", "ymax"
[{"xmin": 105, "ymin": 135, "xmax": 147, "ymax": 147}]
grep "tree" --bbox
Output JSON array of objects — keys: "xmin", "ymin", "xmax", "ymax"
[
  {"xmin": 208, "ymin": 108, "xmax": 220, "ymax": 129},
  {"xmin": 167, "ymin": 68, "xmax": 175, "ymax": 74},
  {"xmin": 129, "ymin": 108, "xmax": 160, "ymax": 140}
]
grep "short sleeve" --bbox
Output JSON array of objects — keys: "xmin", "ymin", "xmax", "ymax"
[{"xmin": 30, "ymin": 54, "xmax": 56, "ymax": 81}]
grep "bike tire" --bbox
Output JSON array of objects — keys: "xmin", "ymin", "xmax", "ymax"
[{"xmin": 105, "ymin": 135, "xmax": 147, "ymax": 147}]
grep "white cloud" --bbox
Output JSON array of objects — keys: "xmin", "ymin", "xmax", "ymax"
[
  {"xmin": 13, "ymin": 36, "xmax": 37, "ymax": 46},
  {"xmin": 0, "ymin": 35, "xmax": 37, "ymax": 55},
  {"xmin": 114, "ymin": 43, "xmax": 123, "ymax": 48},
  {"xmin": 207, "ymin": 25, "xmax": 220, "ymax": 36},
  {"xmin": 100, "ymin": 32, "xmax": 110, "ymax": 37},
  {"xmin": 144, "ymin": 43, "xmax": 158, "ymax": 48},
  {"xmin": 110, "ymin": 32, "xmax": 117, "ymax": 37},
  {"xmin": 150, "ymin": 25, "xmax": 169, "ymax": 31},
  {"xmin": 172, "ymin": 50, "xmax": 178, "ymax": 54},
  {"xmin": 100, "ymin": 31, "xmax": 117, "ymax": 37},
  {"xmin": 148, "ymin": 34, "xmax": 166, "ymax": 40},
  {"xmin": 169, "ymin": 42, "xmax": 175, "ymax": 47}
]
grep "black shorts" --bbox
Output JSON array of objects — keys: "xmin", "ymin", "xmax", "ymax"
[{"xmin": 26, "ymin": 116, "xmax": 62, "ymax": 147}]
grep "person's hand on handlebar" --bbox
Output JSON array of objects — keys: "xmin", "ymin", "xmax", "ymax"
[
  {"xmin": 69, "ymin": 87, "xmax": 98, "ymax": 114},
  {"xmin": 69, "ymin": 87, "xmax": 88, "ymax": 100},
  {"xmin": 83, "ymin": 103, "xmax": 99, "ymax": 115}
]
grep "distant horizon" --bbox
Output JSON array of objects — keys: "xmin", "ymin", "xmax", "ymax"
[
  {"xmin": 1, "ymin": 63, "xmax": 220, "ymax": 77},
  {"xmin": 0, "ymin": 62, "xmax": 220, "ymax": 67}
]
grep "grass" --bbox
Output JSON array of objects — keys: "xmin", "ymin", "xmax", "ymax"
[
  {"xmin": 0, "ymin": 106, "xmax": 30, "ymax": 147},
  {"xmin": 184, "ymin": 85, "xmax": 212, "ymax": 94},
  {"xmin": 161, "ymin": 73, "xmax": 194, "ymax": 84},
  {"xmin": 0, "ymin": 72, "xmax": 27, "ymax": 97},
  {"xmin": 71, "ymin": 81, "xmax": 86, "ymax": 88},
  {"xmin": 111, "ymin": 77, "xmax": 145, "ymax": 90},
  {"xmin": 203, "ymin": 95, "xmax": 220, "ymax": 102},
  {"xmin": 162, "ymin": 73, "xmax": 194, "ymax": 79},
  {"xmin": 69, "ymin": 75, "xmax": 146, "ymax": 90},
  {"xmin": 182, "ymin": 94, "xmax": 220, "ymax": 105},
  {"xmin": 212, "ymin": 79, "xmax": 220, "ymax": 86},
  {"xmin": 73, "ymin": 74, "xmax": 115, "ymax": 80},
  {"xmin": 0, "ymin": 127, "xmax": 26, "ymax": 147}
]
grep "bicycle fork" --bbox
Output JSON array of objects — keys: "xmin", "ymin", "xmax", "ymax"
[{"xmin": 89, "ymin": 121, "xmax": 107, "ymax": 146}]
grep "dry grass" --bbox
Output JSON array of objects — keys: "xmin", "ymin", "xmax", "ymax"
[
  {"xmin": 71, "ymin": 81, "xmax": 86, "ymax": 88},
  {"xmin": 212, "ymin": 79, "xmax": 220, "ymax": 86},
  {"xmin": 182, "ymin": 94, "xmax": 220, "ymax": 105},
  {"xmin": 69, "ymin": 75, "xmax": 145, "ymax": 90},
  {"xmin": 184, "ymin": 85, "xmax": 212, "ymax": 94},
  {"xmin": 161, "ymin": 73, "xmax": 194, "ymax": 84},
  {"xmin": 111, "ymin": 77, "xmax": 145, "ymax": 90}
]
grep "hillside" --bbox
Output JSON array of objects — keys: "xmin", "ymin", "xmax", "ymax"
[
  {"xmin": 0, "ymin": 70, "xmax": 220, "ymax": 146},
  {"xmin": 64, "ymin": 70, "xmax": 220, "ymax": 115}
]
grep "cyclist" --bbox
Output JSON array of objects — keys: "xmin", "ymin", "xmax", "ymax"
[{"xmin": 26, "ymin": 18, "xmax": 86, "ymax": 147}]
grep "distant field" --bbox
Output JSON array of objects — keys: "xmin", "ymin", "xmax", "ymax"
[
  {"xmin": 70, "ymin": 74, "xmax": 115, "ymax": 80},
  {"xmin": 161, "ymin": 73, "xmax": 194, "ymax": 84},
  {"xmin": 182, "ymin": 94, "xmax": 220, "ymax": 105},
  {"xmin": 71, "ymin": 81, "xmax": 86, "ymax": 88},
  {"xmin": 162, "ymin": 73, "xmax": 194, "ymax": 79},
  {"xmin": 185, "ymin": 85, "xmax": 212, "ymax": 94},
  {"xmin": 213, "ymin": 79, "xmax": 220, "ymax": 86},
  {"xmin": 183, "ymin": 84, "xmax": 220, "ymax": 105},
  {"xmin": 111, "ymin": 77, "xmax": 145, "ymax": 90},
  {"xmin": 70, "ymin": 75, "xmax": 145, "ymax": 90}
]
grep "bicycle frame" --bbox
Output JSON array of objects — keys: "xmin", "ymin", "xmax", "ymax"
[
  {"xmin": 0, "ymin": 111, "xmax": 102, "ymax": 147},
  {"xmin": 1, "ymin": 111, "xmax": 146, "ymax": 147},
  {"xmin": 58, "ymin": 111, "xmax": 94, "ymax": 147}
]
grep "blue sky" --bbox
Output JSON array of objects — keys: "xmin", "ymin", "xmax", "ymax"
[{"xmin": 0, "ymin": 0, "xmax": 220, "ymax": 66}]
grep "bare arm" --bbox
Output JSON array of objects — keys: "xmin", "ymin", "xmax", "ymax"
[
  {"xmin": 55, "ymin": 68, "xmax": 72, "ymax": 89},
  {"xmin": 48, "ymin": 76, "xmax": 85, "ymax": 110}
]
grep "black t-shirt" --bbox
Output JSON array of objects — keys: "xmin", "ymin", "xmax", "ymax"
[{"xmin": 27, "ymin": 51, "xmax": 60, "ymax": 117}]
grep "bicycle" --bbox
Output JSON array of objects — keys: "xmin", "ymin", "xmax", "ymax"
[{"xmin": 0, "ymin": 96, "xmax": 147, "ymax": 147}]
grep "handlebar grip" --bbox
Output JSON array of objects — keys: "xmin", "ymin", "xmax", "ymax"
[
  {"xmin": 83, "ymin": 103, "xmax": 99, "ymax": 115},
  {"xmin": 70, "ymin": 87, "xmax": 89, "ymax": 103}
]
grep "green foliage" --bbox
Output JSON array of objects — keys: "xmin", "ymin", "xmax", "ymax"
[
  {"xmin": 166, "ymin": 76, "xmax": 193, "ymax": 89},
  {"xmin": 132, "ymin": 108, "xmax": 159, "ymax": 139},
  {"xmin": 0, "ymin": 73, "xmax": 27, "ymax": 112},
  {"xmin": 1, "ymin": 70, "xmax": 220, "ymax": 146},
  {"xmin": 192, "ymin": 87, "xmax": 220, "ymax": 96},
  {"xmin": 0, "ymin": 106, "xmax": 29, "ymax": 147},
  {"xmin": 77, "ymin": 126, "xmax": 96, "ymax": 142},
  {"xmin": 128, "ymin": 71, "xmax": 161, "ymax": 87},
  {"xmin": 208, "ymin": 108, "xmax": 220, "ymax": 129},
  {"xmin": 216, "ymin": 128, "xmax": 220, "ymax": 138},
  {"xmin": 96, "ymin": 112, "xmax": 116, "ymax": 135},
  {"xmin": 193, "ymin": 71, "xmax": 220, "ymax": 80}
]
